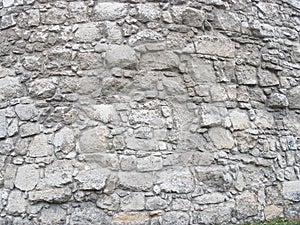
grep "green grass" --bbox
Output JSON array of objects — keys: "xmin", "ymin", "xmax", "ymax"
[{"xmin": 244, "ymin": 218, "xmax": 300, "ymax": 225}]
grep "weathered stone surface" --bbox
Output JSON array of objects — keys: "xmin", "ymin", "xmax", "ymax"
[
  {"xmin": 140, "ymin": 51, "xmax": 180, "ymax": 71},
  {"xmin": 258, "ymin": 69, "xmax": 279, "ymax": 87},
  {"xmin": 120, "ymin": 192, "xmax": 144, "ymax": 211},
  {"xmin": 74, "ymin": 23, "xmax": 101, "ymax": 42},
  {"xmin": 1, "ymin": 14, "xmax": 16, "ymax": 30},
  {"xmin": 53, "ymin": 127, "xmax": 75, "ymax": 154},
  {"xmin": 146, "ymin": 196, "xmax": 167, "ymax": 210},
  {"xmin": 43, "ymin": 8, "xmax": 67, "ymax": 25},
  {"xmin": 264, "ymin": 205, "xmax": 283, "ymax": 220},
  {"xmin": 137, "ymin": 156, "xmax": 162, "ymax": 172},
  {"xmin": 84, "ymin": 104, "xmax": 118, "ymax": 123},
  {"xmin": 6, "ymin": 190, "xmax": 27, "ymax": 214},
  {"xmin": 128, "ymin": 29, "xmax": 164, "ymax": 46},
  {"xmin": 254, "ymin": 110, "xmax": 275, "ymax": 129},
  {"xmin": 163, "ymin": 211, "xmax": 189, "ymax": 225},
  {"xmin": 188, "ymin": 58, "xmax": 216, "ymax": 83},
  {"xmin": 118, "ymin": 172, "xmax": 154, "ymax": 191},
  {"xmin": 15, "ymin": 104, "xmax": 37, "ymax": 121},
  {"xmin": 0, "ymin": 110, "xmax": 6, "ymax": 138},
  {"xmin": 79, "ymin": 126, "xmax": 109, "ymax": 153},
  {"xmin": 120, "ymin": 155, "xmax": 136, "ymax": 171},
  {"xmin": 113, "ymin": 212, "xmax": 150, "ymax": 224},
  {"xmin": 75, "ymin": 167, "xmax": 109, "ymax": 190},
  {"xmin": 208, "ymin": 127, "xmax": 234, "ymax": 149},
  {"xmin": 28, "ymin": 9, "xmax": 40, "ymax": 27},
  {"xmin": 28, "ymin": 78, "xmax": 56, "ymax": 99},
  {"xmin": 236, "ymin": 65, "xmax": 257, "ymax": 85},
  {"xmin": 40, "ymin": 206, "xmax": 66, "ymax": 225},
  {"xmin": 157, "ymin": 168, "xmax": 194, "ymax": 193},
  {"xmin": 19, "ymin": 122, "xmax": 40, "ymax": 137},
  {"xmin": 28, "ymin": 187, "xmax": 72, "ymax": 203},
  {"xmin": 137, "ymin": 3, "xmax": 160, "ymax": 22},
  {"xmin": 15, "ymin": 164, "xmax": 39, "ymax": 191},
  {"xmin": 105, "ymin": 45, "xmax": 137, "ymax": 69},
  {"xmin": 267, "ymin": 93, "xmax": 289, "ymax": 108},
  {"xmin": 3, "ymin": 0, "xmax": 14, "ymax": 7},
  {"xmin": 194, "ymin": 192, "xmax": 227, "ymax": 205},
  {"xmin": 287, "ymin": 86, "xmax": 300, "ymax": 109},
  {"xmin": 195, "ymin": 35, "xmax": 235, "ymax": 58},
  {"xmin": 93, "ymin": 2, "xmax": 128, "ymax": 21},
  {"xmin": 229, "ymin": 109, "xmax": 250, "ymax": 130},
  {"xmin": 28, "ymin": 134, "xmax": 53, "ymax": 157},
  {"xmin": 282, "ymin": 181, "xmax": 300, "ymax": 202},
  {"xmin": 0, "ymin": 76, "xmax": 23, "ymax": 101},
  {"xmin": 96, "ymin": 193, "xmax": 120, "ymax": 211},
  {"xmin": 236, "ymin": 191, "xmax": 259, "ymax": 219}
]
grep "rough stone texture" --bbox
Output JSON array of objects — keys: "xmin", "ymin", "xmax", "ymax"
[{"xmin": 0, "ymin": 0, "xmax": 299, "ymax": 224}]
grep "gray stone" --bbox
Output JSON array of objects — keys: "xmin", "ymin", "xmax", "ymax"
[
  {"xmin": 6, "ymin": 190, "xmax": 27, "ymax": 214},
  {"xmin": 187, "ymin": 58, "xmax": 216, "ymax": 83},
  {"xmin": 194, "ymin": 192, "xmax": 227, "ymax": 205},
  {"xmin": 84, "ymin": 104, "xmax": 118, "ymax": 123},
  {"xmin": 15, "ymin": 104, "xmax": 38, "ymax": 121},
  {"xmin": 53, "ymin": 127, "xmax": 75, "ymax": 154},
  {"xmin": 83, "ymin": 153, "xmax": 119, "ymax": 170},
  {"xmin": 1, "ymin": 14, "xmax": 16, "ymax": 29},
  {"xmin": 258, "ymin": 69, "xmax": 279, "ymax": 87},
  {"xmin": 282, "ymin": 181, "xmax": 300, "ymax": 201},
  {"xmin": 93, "ymin": 2, "xmax": 128, "ymax": 21},
  {"xmin": 120, "ymin": 192, "xmax": 145, "ymax": 211},
  {"xmin": 128, "ymin": 29, "xmax": 164, "ymax": 46},
  {"xmin": 28, "ymin": 9, "xmax": 40, "ymax": 26},
  {"xmin": 118, "ymin": 172, "xmax": 154, "ymax": 191},
  {"xmin": 40, "ymin": 206, "xmax": 66, "ymax": 225},
  {"xmin": 0, "ymin": 76, "xmax": 23, "ymax": 101},
  {"xmin": 137, "ymin": 3, "xmax": 160, "ymax": 22},
  {"xmin": 28, "ymin": 187, "xmax": 72, "ymax": 203},
  {"xmin": 112, "ymin": 212, "xmax": 150, "ymax": 225},
  {"xmin": 163, "ymin": 211, "xmax": 189, "ymax": 225},
  {"xmin": 74, "ymin": 23, "xmax": 101, "ymax": 42},
  {"xmin": 69, "ymin": 1, "xmax": 88, "ymax": 23},
  {"xmin": 146, "ymin": 196, "xmax": 167, "ymax": 210},
  {"xmin": 157, "ymin": 168, "xmax": 194, "ymax": 193},
  {"xmin": 28, "ymin": 78, "xmax": 56, "ymax": 99},
  {"xmin": 15, "ymin": 164, "xmax": 39, "ymax": 191},
  {"xmin": 267, "ymin": 93, "xmax": 289, "ymax": 108},
  {"xmin": 208, "ymin": 127, "xmax": 234, "ymax": 149},
  {"xmin": 195, "ymin": 35, "xmax": 235, "ymax": 58},
  {"xmin": 287, "ymin": 86, "xmax": 300, "ymax": 109},
  {"xmin": 199, "ymin": 104, "xmax": 228, "ymax": 127},
  {"xmin": 120, "ymin": 155, "xmax": 136, "ymax": 171},
  {"xmin": 105, "ymin": 45, "xmax": 137, "ymax": 69},
  {"xmin": 3, "ymin": 0, "xmax": 14, "ymax": 7},
  {"xmin": 182, "ymin": 8, "xmax": 205, "ymax": 28},
  {"xmin": 28, "ymin": 134, "xmax": 53, "ymax": 157},
  {"xmin": 75, "ymin": 167, "xmax": 109, "ymax": 190},
  {"xmin": 43, "ymin": 160, "xmax": 73, "ymax": 187},
  {"xmin": 0, "ymin": 110, "xmax": 6, "ymax": 138},
  {"xmin": 140, "ymin": 51, "xmax": 179, "ymax": 71},
  {"xmin": 236, "ymin": 65, "xmax": 257, "ymax": 85},
  {"xmin": 96, "ymin": 193, "xmax": 120, "ymax": 211},
  {"xmin": 43, "ymin": 8, "xmax": 67, "ymax": 25},
  {"xmin": 236, "ymin": 191, "xmax": 259, "ymax": 219},
  {"xmin": 137, "ymin": 156, "xmax": 162, "ymax": 172},
  {"xmin": 79, "ymin": 126, "xmax": 109, "ymax": 153},
  {"xmin": 20, "ymin": 122, "xmax": 40, "ymax": 137},
  {"xmin": 254, "ymin": 109, "xmax": 275, "ymax": 129},
  {"xmin": 229, "ymin": 109, "xmax": 250, "ymax": 130}
]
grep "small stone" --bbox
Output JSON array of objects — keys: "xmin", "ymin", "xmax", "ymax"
[
  {"xmin": 120, "ymin": 192, "xmax": 144, "ymax": 211},
  {"xmin": 282, "ymin": 181, "xmax": 300, "ymax": 201},
  {"xmin": 195, "ymin": 35, "xmax": 235, "ymax": 58},
  {"xmin": 15, "ymin": 104, "xmax": 38, "ymax": 121},
  {"xmin": 15, "ymin": 164, "xmax": 39, "ymax": 191},
  {"xmin": 79, "ymin": 126, "xmax": 109, "ymax": 153},
  {"xmin": 194, "ymin": 192, "xmax": 226, "ymax": 204},
  {"xmin": 208, "ymin": 127, "xmax": 234, "ymax": 149},
  {"xmin": 157, "ymin": 168, "xmax": 194, "ymax": 194},
  {"xmin": 20, "ymin": 122, "xmax": 40, "ymax": 137},
  {"xmin": 1, "ymin": 14, "xmax": 16, "ymax": 30},
  {"xmin": 93, "ymin": 2, "xmax": 128, "ymax": 21},
  {"xmin": 28, "ymin": 134, "xmax": 53, "ymax": 157},
  {"xmin": 137, "ymin": 156, "xmax": 162, "ymax": 172},
  {"xmin": 118, "ymin": 172, "xmax": 154, "ymax": 191},
  {"xmin": 128, "ymin": 29, "xmax": 164, "ymax": 46},
  {"xmin": 28, "ymin": 187, "xmax": 72, "ymax": 203},
  {"xmin": 6, "ymin": 190, "xmax": 27, "ymax": 214},
  {"xmin": 258, "ymin": 69, "xmax": 279, "ymax": 87},
  {"xmin": 229, "ymin": 109, "xmax": 250, "ymax": 130},
  {"xmin": 163, "ymin": 211, "xmax": 189, "ymax": 225}
]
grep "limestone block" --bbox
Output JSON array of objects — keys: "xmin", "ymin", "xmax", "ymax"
[
  {"xmin": 93, "ymin": 2, "xmax": 128, "ymax": 21},
  {"xmin": 3, "ymin": 0, "xmax": 14, "ymax": 7},
  {"xmin": 43, "ymin": 160, "xmax": 73, "ymax": 187},
  {"xmin": 182, "ymin": 8, "xmax": 205, "ymax": 28},
  {"xmin": 120, "ymin": 155, "xmax": 136, "ymax": 171},
  {"xmin": 40, "ymin": 206, "xmax": 66, "ymax": 225},
  {"xmin": 258, "ymin": 69, "xmax": 279, "ymax": 87},
  {"xmin": 0, "ymin": 76, "xmax": 23, "ymax": 101},
  {"xmin": 113, "ymin": 212, "xmax": 150, "ymax": 224},
  {"xmin": 19, "ymin": 122, "xmax": 40, "ymax": 137},
  {"xmin": 264, "ymin": 205, "xmax": 283, "ymax": 220},
  {"xmin": 157, "ymin": 168, "xmax": 194, "ymax": 193},
  {"xmin": 79, "ymin": 126, "xmax": 109, "ymax": 153},
  {"xmin": 42, "ymin": 8, "xmax": 67, "ymax": 25},
  {"xmin": 53, "ymin": 127, "xmax": 75, "ymax": 154},
  {"xmin": 287, "ymin": 86, "xmax": 300, "ymax": 109},
  {"xmin": 199, "ymin": 104, "xmax": 228, "ymax": 127},
  {"xmin": 146, "ymin": 196, "xmax": 167, "ymax": 210},
  {"xmin": 128, "ymin": 29, "xmax": 164, "ymax": 46},
  {"xmin": 74, "ymin": 23, "xmax": 101, "ymax": 42},
  {"xmin": 28, "ymin": 78, "xmax": 56, "ymax": 99},
  {"xmin": 28, "ymin": 134, "xmax": 53, "ymax": 157},
  {"xmin": 15, "ymin": 104, "xmax": 38, "ymax": 121},
  {"xmin": 195, "ymin": 35, "xmax": 235, "ymax": 58},
  {"xmin": 14, "ymin": 164, "xmax": 39, "ymax": 191},
  {"xmin": 137, "ymin": 156, "xmax": 162, "ymax": 172},
  {"xmin": 140, "ymin": 51, "xmax": 179, "ymax": 71},
  {"xmin": 118, "ymin": 172, "xmax": 154, "ymax": 191},
  {"xmin": 267, "ymin": 93, "xmax": 289, "ymax": 108},
  {"xmin": 75, "ymin": 168, "xmax": 109, "ymax": 190},
  {"xmin": 27, "ymin": 9, "xmax": 40, "ymax": 26},
  {"xmin": 163, "ymin": 211, "xmax": 189, "ymax": 225},
  {"xmin": 229, "ymin": 109, "xmax": 250, "ymax": 130},
  {"xmin": 254, "ymin": 109, "xmax": 275, "ymax": 129},
  {"xmin": 236, "ymin": 191, "xmax": 259, "ymax": 219},
  {"xmin": 0, "ymin": 110, "xmax": 6, "ymax": 138},
  {"xmin": 194, "ymin": 192, "xmax": 227, "ymax": 204},
  {"xmin": 6, "ymin": 190, "xmax": 27, "ymax": 214},
  {"xmin": 208, "ymin": 127, "xmax": 234, "ymax": 149},
  {"xmin": 137, "ymin": 3, "xmax": 161, "ymax": 22},
  {"xmin": 84, "ymin": 104, "xmax": 118, "ymax": 123},
  {"xmin": 282, "ymin": 181, "xmax": 300, "ymax": 201},
  {"xmin": 236, "ymin": 65, "xmax": 257, "ymax": 85},
  {"xmin": 120, "ymin": 192, "xmax": 144, "ymax": 211},
  {"xmin": 28, "ymin": 187, "xmax": 72, "ymax": 203},
  {"xmin": 1, "ymin": 14, "xmax": 16, "ymax": 29}
]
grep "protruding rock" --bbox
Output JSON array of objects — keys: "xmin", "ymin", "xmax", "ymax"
[
  {"xmin": 229, "ymin": 109, "xmax": 250, "ymax": 130},
  {"xmin": 79, "ymin": 126, "xmax": 109, "ymax": 153},
  {"xmin": 118, "ymin": 172, "xmax": 154, "ymax": 191},
  {"xmin": 93, "ymin": 2, "xmax": 128, "ymax": 21},
  {"xmin": 28, "ymin": 187, "xmax": 72, "ymax": 203},
  {"xmin": 15, "ymin": 164, "xmax": 39, "ymax": 191},
  {"xmin": 15, "ymin": 104, "xmax": 38, "ymax": 121},
  {"xmin": 28, "ymin": 134, "xmax": 53, "ymax": 157},
  {"xmin": 28, "ymin": 78, "xmax": 56, "ymax": 99},
  {"xmin": 208, "ymin": 127, "xmax": 234, "ymax": 149},
  {"xmin": 120, "ymin": 192, "xmax": 145, "ymax": 211}
]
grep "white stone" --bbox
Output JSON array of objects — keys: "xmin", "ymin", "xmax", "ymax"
[
  {"xmin": 3, "ymin": 0, "xmax": 14, "ymax": 7},
  {"xmin": 229, "ymin": 109, "xmax": 250, "ymax": 130},
  {"xmin": 137, "ymin": 156, "xmax": 162, "ymax": 172},
  {"xmin": 105, "ymin": 45, "xmax": 137, "ymax": 69},
  {"xmin": 208, "ymin": 127, "xmax": 234, "ymax": 149},
  {"xmin": 282, "ymin": 181, "xmax": 300, "ymax": 201},
  {"xmin": 118, "ymin": 172, "xmax": 154, "ymax": 191},
  {"xmin": 84, "ymin": 104, "xmax": 118, "ymax": 123},
  {"xmin": 54, "ymin": 127, "xmax": 75, "ymax": 154},
  {"xmin": 194, "ymin": 192, "xmax": 226, "ymax": 204},
  {"xmin": 120, "ymin": 192, "xmax": 145, "ymax": 211},
  {"xmin": 6, "ymin": 190, "xmax": 27, "ymax": 214},
  {"xmin": 0, "ymin": 110, "xmax": 6, "ymax": 138},
  {"xmin": 15, "ymin": 104, "xmax": 38, "ymax": 121},
  {"xmin": 93, "ymin": 2, "xmax": 128, "ymax": 21},
  {"xmin": 28, "ymin": 134, "xmax": 53, "ymax": 157},
  {"xmin": 79, "ymin": 126, "xmax": 109, "ymax": 153},
  {"xmin": 75, "ymin": 167, "xmax": 109, "ymax": 190},
  {"xmin": 15, "ymin": 164, "xmax": 39, "ymax": 191}
]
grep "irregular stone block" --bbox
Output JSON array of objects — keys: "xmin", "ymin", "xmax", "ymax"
[
  {"xmin": 258, "ymin": 69, "xmax": 279, "ymax": 87},
  {"xmin": 27, "ymin": 9, "xmax": 40, "ymax": 26},
  {"xmin": 120, "ymin": 192, "xmax": 145, "ymax": 211},
  {"xmin": 40, "ymin": 206, "xmax": 66, "ymax": 225},
  {"xmin": 128, "ymin": 29, "xmax": 164, "ymax": 46},
  {"xmin": 6, "ymin": 190, "xmax": 27, "ymax": 214},
  {"xmin": 208, "ymin": 127, "xmax": 234, "ymax": 149},
  {"xmin": 113, "ymin": 212, "xmax": 150, "ymax": 224},
  {"xmin": 84, "ymin": 104, "xmax": 118, "ymax": 123},
  {"xmin": 118, "ymin": 172, "xmax": 154, "ymax": 191},
  {"xmin": 120, "ymin": 155, "xmax": 136, "ymax": 171},
  {"xmin": 137, "ymin": 3, "xmax": 160, "ymax": 22},
  {"xmin": 146, "ymin": 196, "xmax": 167, "ymax": 210},
  {"xmin": 54, "ymin": 127, "xmax": 75, "ymax": 155},
  {"xmin": 287, "ymin": 86, "xmax": 300, "ymax": 109},
  {"xmin": 194, "ymin": 192, "xmax": 226, "ymax": 204},
  {"xmin": 137, "ymin": 156, "xmax": 162, "ymax": 172},
  {"xmin": 28, "ymin": 78, "xmax": 56, "ymax": 99},
  {"xmin": 199, "ymin": 104, "xmax": 228, "ymax": 127},
  {"xmin": 182, "ymin": 8, "xmax": 205, "ymax": 28},
  {"xmin": 282, "ymin": 181, "xmax": 300, "ymax": 202},
  {"xmin": 42, "ymin": 8, "xmax": 67, "ymax": 25},
  {"xmin": 105, "ymin": 45, "xmax": 137, "ymax": 69},
  {"xmin": 0, "ymin": 110, "xmax": 6, "ymax": 138},
  {"xmin": 157, "ymin": 168, "xmax": 194, "ymax": 193},
  {"xmin": 15, "ymin": 164, "xmax": 39, "ymax": 191},
  {"xmin": 83, "ymin": 153, "xmax": 119, "ymax": 170},
  {"xmin": 15, "ymin": 104, "xmax": 38, "ymax": 121},
  {"xmin": 3, "ymin": 0, "xmax": 14, "ymax": 7},
  {"xmin": 254, "ymin": 109, "xmax": 275, "ymax": 129},
  {"xmin": 267, "ymin": 93, "xmax": 289, "ymax": 108},
  {"xmin": 69, "ymin": 1, "xmax": 88, "ymax": 23},
  {"xmin": 28, "ymin": 134, "xmax": 53, "ymax": 157},
  {"xmin": 28, "ymin": 187, "xmax": 72, "ymax": 203},
  {"xmin": 187, "ymin": 58, "xmax": 216, "ymax": 84},
  {"xmin": 236, "ymin": 65, "xmax": 257, "ymax": 85},
  {"xmin": 195, "ymin": 35, "xmax": 235, "ymax": 58},
  {"xmin": 163, "ymin": 211, "xmax": 189, "ymax": 225},
  {"xmin": 236, "ymin": 191, "xmax": 259, "ymax": 219},
  {"xmin": 0, "ymin": 76, "xmax": 23, "ymax": 101},
  {"xmin": 19, "ymin": 122, "xmax": 40, "ymax": 137},
  {"xmin": 140, "ymin": 51, "xmax": 179, "ymax": 71},
  {"xmin": 264, "ymin": 205, "xmax": 283, "ymax": 220},
  {"xmin": 93, "ymin": 2, "xmax": 128, "ymax": 21},
  {"xmin": 1, "ymin": 14, "xmax": 16, "ymax": 30},
  {"xmin": 96, "ymin": 193, "xmax": 120, "ymax": 211},
  {"xmin": 79, "ymin": 126, "xmax": 109, "ymax": 153},
  {"xmin": 43, "ymin": 160, "xmax": 73, "ymax": 187},
  {"xmin": 74, "ymin": 23, "xmax": 101, "ymax": 42},
  {"xmin": 75, "ymin": 168, "xmax": 109, "ymax": 190},
  {"xmin": 229, "ymin": 109, "xmax": 250, "ymax": 130}
]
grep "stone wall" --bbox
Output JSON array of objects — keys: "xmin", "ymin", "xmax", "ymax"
[{"xmin": 0, "ymin": 0, "xmax": 300, "ymax": 224}]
